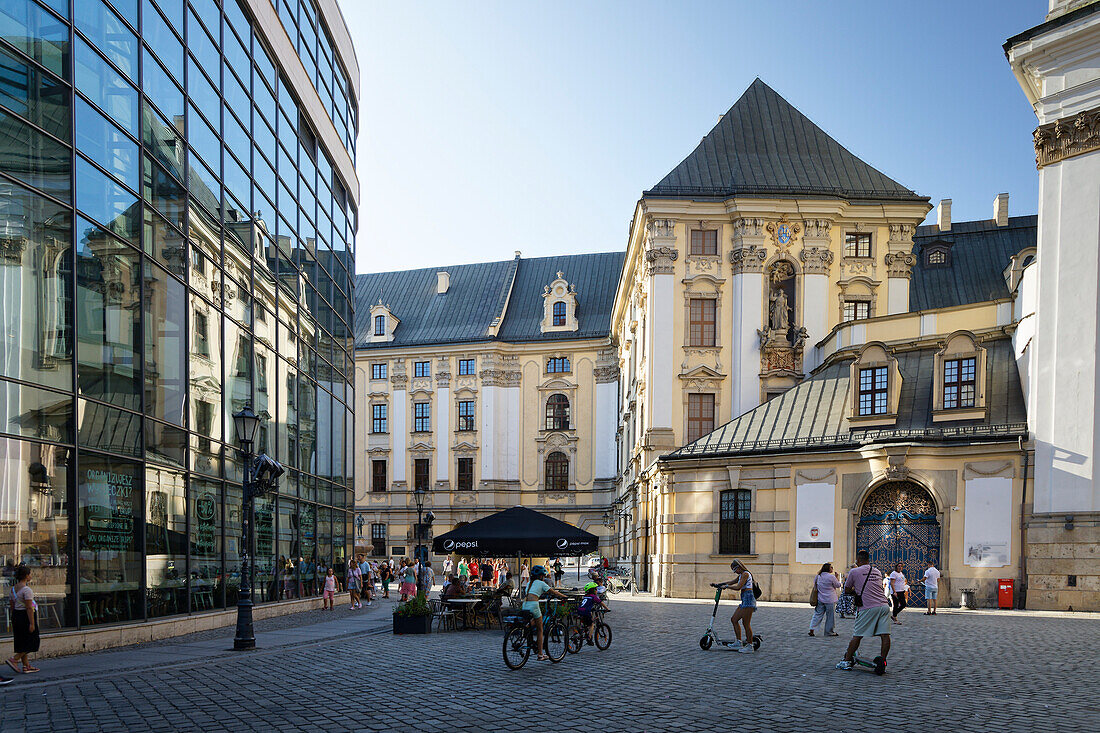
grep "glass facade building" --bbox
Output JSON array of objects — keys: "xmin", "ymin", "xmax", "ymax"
[{"xmin": 0, "ymin": 0, "xmax": 358, "ymax": 631}]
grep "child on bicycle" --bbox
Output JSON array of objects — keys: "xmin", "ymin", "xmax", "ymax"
[
  {"xmin": 522, "ymin": 565, "xmax": 568, "ymax": 661},
  {"xmin": 576, "ymin": 582, "xmax": 608, "ymax": 645}
]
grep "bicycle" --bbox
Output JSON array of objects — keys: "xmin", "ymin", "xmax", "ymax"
[
  {"xmin": 501, "ymin": 603, "xmax": 569, "ymax": 669},
  {"xmin": 566, "ymin": 608, "xmax": 612, "ymax": 653}
]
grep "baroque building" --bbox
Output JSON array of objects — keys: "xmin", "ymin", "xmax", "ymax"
[
  {"xmin": 352, "ymin": 252, "xmax": 622, "ymax": 560},
  {"xmin": 0, "ymin": 0, "xmax": 359, "ymax": 636}
]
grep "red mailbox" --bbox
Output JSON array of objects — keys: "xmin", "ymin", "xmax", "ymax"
[{"xmin": 997, "ymin": 579, "xmax": 1014, "ymax": 609}]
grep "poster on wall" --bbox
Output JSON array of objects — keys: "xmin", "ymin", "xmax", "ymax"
[
  {"xmin": 963, "ymin": 477, "xmax": 1012, "ymax": 567},
  {"xmin": 795, "ymin": 482, "xmax": 835, "ymax": 565}
]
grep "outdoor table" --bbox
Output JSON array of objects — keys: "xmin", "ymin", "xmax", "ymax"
[{"xmin": 443, "ymin": 597, "xmax": 481, "ymax": 630}]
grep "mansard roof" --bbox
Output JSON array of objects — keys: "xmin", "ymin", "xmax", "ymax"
[
  {"xmin": 664, "ymin": 338, "xmax": 1027, "ymax": 460},
  {"xmin": 354, "ymin": 251, "xmax": 624, "ymax": 349},
  {"xmin": 645, "ymin": 79, "xmax": 926, "ymax": 203},
  {"xmin": 909, "ymin": 215, "xmax": 1037, "ymax": 311}
]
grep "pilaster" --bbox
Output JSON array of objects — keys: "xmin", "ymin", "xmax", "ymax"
[{"xmin": 729, "ymin": 217, "xmax": 766, "ymax": 416}]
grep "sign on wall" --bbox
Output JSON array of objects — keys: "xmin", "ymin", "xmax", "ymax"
[
  {"xmin": 963, "ymin": 476, "xmax": 1012, "ymax": 567},
  {"xmin": 795, "ymin": 482, "xmax": 835, "ymax": 565}
]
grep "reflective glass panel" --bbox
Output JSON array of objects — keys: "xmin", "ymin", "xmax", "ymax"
[
  {"xmin": 143, "ymin": 259, "xmax": 186, "ymax": 425},
  {"xmin": 0, "ymin": 377, "xmax": 72, "ymax": 443},
  {"xmin": 143, "ymin": 154, "xmax": 185, "ymax": 230},
  {"xmin": 189, "ymin": 293, "xmax": 221, "ymax": 443},
  {"xmin": 75, "ymin": 0, "xmax": 138, "ymax": 82},
  {"xmin": 75, "ymin": 37, "xmax": 138, "ymax": 137},
  {"xmin": 190, "ymin": 478, "xmax": 222, "ymax": 609},
  {"xmin": 75, "ymin": 96, "xmax": 139, "ymax": 192},
  {"xmin": 75, "ymin": 219, "xmax": 140, "ymax": 409},
  {"xmin": 0, "ymin": 108, "xmax": 70, "ymax": 202},
  {"xmin": 0, "ymin": 44, "xmax": 69, "ymax": 140},
  {"xmin": 276, "ymin": 499, "xmax": 297, "ymax": 599},
  {"xmin": 146, "ymin": 418, "xmax": 186, "ymax": 469},
  {"xmin": 0, "ymin": 437, "xmax": 72, "ymax": 629},
  {"xmin": 254, "ymin": 495, "xmax": 275, "ymax": 603},
  {"xmin": 145, "ymin": 465, "xmax": 187, "ymax": 617},
  {"xmin": 0, "ymin": 180, "xmax": 73, "ymax": 391},
  {"xmin": 142, "ymin": 0, "xmax": 183, "ymax": 82},
  {"xmin": 75, "ymin": 157, "xmax": 139, "ymax": 241},
  {"xmin": 143, "ymin": 205, "xmax": 186, "ymax": 279},
  {"xmin": 77, "ymin": 451, "xmax": 142, "ymax": 625},
  {"xmin": 0, "ymin": 0, "xmax": 69, "ymax": 79},
  {"xmin": 142, "ymin": 51, "xmax": 184, "ymax": 125},
  {"xmin": 298, "ymin": 502, "xmax": 316, "ymax": 594},
  {"xmin": 78, "ymin": 398, "xmax": 141, "ymax": 457},
  {"xmin": 225, "ymin": 483, "xmax": 242, "ymax": 605}
]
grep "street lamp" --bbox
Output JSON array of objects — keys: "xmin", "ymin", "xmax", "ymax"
[
  {"xmin": 412, "ymin": 487, "xmax": 434, "ymax": 595},
  {"xmin": 232, "ymin": 403, "xmax": 284, "ymax": 651}
]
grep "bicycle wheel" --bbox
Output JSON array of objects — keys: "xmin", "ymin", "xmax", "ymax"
[
  {"xmin": 566, "ymin": 624, "xmax": 584, "ymax": 654},
  {"xmin": 544, "ymin": 620, "xmax": 568, "ymax": 662},
  {"xmin": 594, "ymin": 621, "xmax": 612, "ymax": 650},
  {"xmin": 502, "ymin": 626, "xmax": 531, "ymax": 670}
]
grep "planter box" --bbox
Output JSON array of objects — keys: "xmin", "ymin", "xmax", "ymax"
[{"xmin": 392, "ymin": 613, "xmax": 432, "ymax": 635}]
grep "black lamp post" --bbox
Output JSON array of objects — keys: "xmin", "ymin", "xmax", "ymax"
[{"xmin": 232, "ymin": 404, "xmax": 283, "ymax": 651}]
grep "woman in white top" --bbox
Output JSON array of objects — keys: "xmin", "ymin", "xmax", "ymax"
[
  {"xmin": 808, "ymin": 562, "xmax": 842, "ymax": 637},
  {"xmin": 887, "ymin": 562, "xmax": 909, "ymax": 624}
]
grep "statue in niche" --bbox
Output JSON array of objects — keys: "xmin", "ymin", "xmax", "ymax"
[
  {"xmin": 766, "ymin": 260, "xmax": 797, "ymax": 340},
  {"xmin": 769, "ymin": 288, "xmax": 790, "ymax": 331}
]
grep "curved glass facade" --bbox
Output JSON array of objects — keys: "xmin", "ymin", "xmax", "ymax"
[{"xmin": 0, "ymin": 0, "xmax": 357, "ymax": 630}]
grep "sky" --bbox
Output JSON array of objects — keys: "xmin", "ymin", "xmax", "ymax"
[{"xmin": 342, "ymin": 1, "xmax": 1045, "ymax": 275}]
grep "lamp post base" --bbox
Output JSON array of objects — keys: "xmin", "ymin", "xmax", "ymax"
[{"xmin": 233, "ymin": 597, "xmax": 256, "ymax": 650}]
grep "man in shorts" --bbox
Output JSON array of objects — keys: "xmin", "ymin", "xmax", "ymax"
[
  {"xmin": 835, "ymin": 550, "xmax": 891, "ymax": 671},
  {"xmin": 922, "ymin": 560, "xmax": 941, "ymax": 615}
]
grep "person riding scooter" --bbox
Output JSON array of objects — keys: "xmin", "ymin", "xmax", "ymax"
[{"xmin": 714, "ymin": 560, "xmax": 758, "ymax": 653}]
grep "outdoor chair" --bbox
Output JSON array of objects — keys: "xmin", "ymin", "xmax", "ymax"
[{"xmin": 428, "ymin": 598, "xmax": 456, "ymax": 632}]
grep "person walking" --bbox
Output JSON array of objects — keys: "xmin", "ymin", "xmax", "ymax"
[
  {"xmin": 714, "ymin": 560, "xmax": 757, "ymax": 653},
  {"xmin": 398, "ymin": 559, "xmax": 417, "ymax": 602},
  {"xmin": 922, "ymin": 560, "xmax": 941, "ymax": 615},
  {"xmin": 808, "ymin": 562, "xmax": 841, "ymax": 637},
  {"xmin": 443, "ymin": 556, "xmax": 454, "ymax": 577},
  {"xmin": 468, "ymin": 559, "xmax": 480, "ymax": 589},
  {"xmin": 421, "ymin": 561, "xmax": 435, "ymax": 595},
  {"xmin": 888, "ymin": 562, "xmax": 909, "ymax": 624},
  {"xmin": 457, "ymin": 557, "xmax": 469, "ymax": 584},
  {"xmin": 322, "ymin": 566, "xmax": 340, "ymax": 610},
  {"xmin": 7, "ymin": 566, "xmax": 40, "ymax": 674},
  {"xmin": 519, "ymin": 563, "xmax": 529, "ymax": 590},
  {"xmin": 835, "ymin": 551, "xmax": 891, "ymax": 671},
  {"xmin": 380, "ymin": 562, "xmax": 392, "ymax": 599},
  {"xmin": 347, "ymin": 559, "xmax": 362, "ymax": 609}
]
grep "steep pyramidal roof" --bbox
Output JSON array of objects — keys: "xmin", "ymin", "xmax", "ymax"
[{"xmin": 646, "ymin": 79, "xmax": 926, "ymax": 203}]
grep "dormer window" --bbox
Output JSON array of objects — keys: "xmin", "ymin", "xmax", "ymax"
[
  {"xmin": 374, "ymin": 315, "xmax": 386, "ymax": 336},
  {"xmin": 541, "ymin": 272, "xmax": 579, "ymax": 333},
  {"xmin": 943, "ymin": 357, "xmax": 976, "ymax": 409},
  {"xmin": 553, "ymin": 301, "xmax": 566, "ymax": 326},
  {"xmin": 923, "ymin": 240, "xmax": 952, "ymax": 268},
  {"xmin": 932, "ymin": 331, "xmax": 987, "ymax": 422},
  {"xmin": 858, "ymin": 366, "xmax": 889, "ymax": 416},
  {"xmin": 928, "ymin": 250, "xmax": 946, "ymax": 265},
  {"xmin": 849, "ymin": 342, "xmax": 901, "ymax": 427},
  {"xmin": 368, "ymin": 301, "xmax": 399, "ymax": 343}
]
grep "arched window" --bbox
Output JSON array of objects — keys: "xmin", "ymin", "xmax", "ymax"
[
  {"xmin": 545, "ymin": 452, "xmax": 568, "ymax": 491},
  {"xmin": 545, "ymin": 394, "xmax": 570, "ymax": 431},
  {"xmin": 552, "ymin": 301, "xmax": 566, "ymax": 326},
  {"xmin": 374, "ymin": 314, "xmax": 386, "ymax": 336}
]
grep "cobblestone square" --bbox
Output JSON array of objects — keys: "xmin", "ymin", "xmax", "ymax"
[{"xmin": 6, "ymin": 598, "xmax": 1099, "ymax": 732}]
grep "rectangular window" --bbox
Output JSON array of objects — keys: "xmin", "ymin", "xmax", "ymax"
[
  {"xmin": 457, "ymin": 400, "xmax": 475, "ymax": 431},
  {"xmin": 688, "ymin": 298, "xmax": 717, "ymax": 346},
  {"xmin": 371, "ymin": 459, "xmax": 387, "ymax": 492},
  {"xmin": 414, "ymin": 459, "xmax": 430, "ymax": 491},
  {"xmin": 458, "ymin": 358, "xmax": 475, "ymax": 375},
  {"xmin": 858, "ymin": 366, "xmax": 889, "ymax": 416},
  {"xmin": 943, "ymin": 357, "xmax": 976, "ymax": 409},
  {"xmin": 371, "ymin": 404, "xmax": 387, "ymax": 433},
  {"xmin": 719, "ymin": 489, "xmax": 751, "ymax": 555},
  {"xmin": 687, "ymin": 393, "xmax": 715, "ymax": 443},
  {"xmin": 194, "ymin": 310, "xmax": 210, "ymax": 356},
  {"xmin": 374, "ymin": 314, "xmax": 385, "ymax": 335},
  {"xmin": 690, "ymin": 229, "xmax": 717, "ymax": 256},
  {"xmin": 547, "ymin": 357, "xmax": 571, "ymax": 373},
  {"xmin": 457, "ymin": 457, "xmax": 473, "ymax": 491},
  {"xmin": 844, "ymin": 232, "xmax": 872, "ymax": 258},
  {"xmin": 413, "ymin": 361, "xmax": 430, "ymax": 378},
  {"xmin": 842, "ymin": 300, "xmax": 870, "ymax": 321},
  {"xmin": 371, "ymin": 523, "xmax": 386, "ymax": 556},
  {"xmin": 552, "ymin": 301, "xmax": 566, "ymax": 326},
  {"xmin": 413, "ymin": 401, "xmax": 430, "ymax": 432},
  {"xmin": 371, "ymin": 362, "xmax": 387, "ymax": 380}
]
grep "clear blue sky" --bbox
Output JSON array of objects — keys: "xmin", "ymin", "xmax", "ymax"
[{"xmin": 343, "ymin": 1, "xmax": 1044, "ymax": 275}]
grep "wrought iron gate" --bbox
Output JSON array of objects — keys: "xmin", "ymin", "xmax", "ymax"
[{"xmin": 856, "ymin": 482, "xmax": 940, "ymax": 607}]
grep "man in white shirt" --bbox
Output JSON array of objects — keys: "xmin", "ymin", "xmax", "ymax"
[{"xmin": 922, "ymin": 560, "xmax": 941, "ymax": 615}]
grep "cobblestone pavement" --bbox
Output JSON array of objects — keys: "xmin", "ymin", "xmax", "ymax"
[{"xmin": 5, "ymin": 598, "xmax": 1099, "ymax": 732}]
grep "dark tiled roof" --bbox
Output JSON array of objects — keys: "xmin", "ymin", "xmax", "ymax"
[
  {"xmin": 646, "ymin": 79, "xmax": 926, "ymax": 203},
  {"xmin": 910, "ymin": 215, "xmax": 1036, "ymax": 311},
  {"xmin": 666, "ymin": 338, "xmax": 1027, "ymax": 459},
  {"xmin": 497, "ymin": 252, "xmax": 625, "ymax": 343},
  {"xmin": 354, "ymin": 251, "xmax": 624, "ymax": 349}
]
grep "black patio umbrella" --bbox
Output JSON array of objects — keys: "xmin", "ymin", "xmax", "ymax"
[{"xmin": 432, "ymin": 506, "xmax": 599, "ymax": 557}]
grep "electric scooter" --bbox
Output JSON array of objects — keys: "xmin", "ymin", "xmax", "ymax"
[
  {"xmin": 699, "ymin": 583, "xmax": 762, "ymax": 651},
  {"xmin": 851, "ymin": 653, "xmax": 887, "ymax": 675}
]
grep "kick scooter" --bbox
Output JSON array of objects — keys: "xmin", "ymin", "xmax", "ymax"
[
  {"xmin": 851, "ymin": 653, "xmax": 887, "ymax": 675},
  {"xmin": 699, "ymin": 583, "xmax": 762, "ymax": 651}
]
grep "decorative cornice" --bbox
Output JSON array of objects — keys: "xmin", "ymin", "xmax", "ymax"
[
  {"xmin": 802, "ymin": 218, "xmax": 831, "ymax": 241},
  {"xmin": 729, "ymin": 245, "xmax": 767, "ymax": 275},
  {"xmin": 730, "ymin": 217, "xmax": 765, "ymax": 243},
  {"xmin": 646, "ymin": 218, "xmax": 676, "ymax": 242},
  {"xmin": 480, "ymin": 368, "xmax": 521, "ymax": 387},
  {"xmin": 799, "ymin": 246, "xmax": 834, "ymax": 276},
  {"xmin": 594, "ymin": 365, "xmax": 619, "ymax": 384},
  {"xmin": 644, "ymin": 246, "xmax": 678, "ymax": 275},
  {"xmin": 884, "ymin": 251, "xmax": 917, "ymax": 278},
  {"xmin": 888, "ymin": 223, "xmax": 915, "ymax": 247},
  {"xmin": 1034, "ymin": 106, "xmax": 1100, "ymax": 168}
]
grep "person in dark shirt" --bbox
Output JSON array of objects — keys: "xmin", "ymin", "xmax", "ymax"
[{"xmin": 576, "ymin": 582, "xmax": 607, "ymax": 645}]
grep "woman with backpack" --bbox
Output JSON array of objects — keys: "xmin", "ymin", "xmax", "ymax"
[
  {"xmin": 808, "ymin": 562, "xmax": 842, "ymax": 637},
  {"xmin": 717, "ymin": 560, "xmax": 758, "ymax": 654}
]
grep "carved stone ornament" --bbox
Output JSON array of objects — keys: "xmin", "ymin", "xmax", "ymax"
[
  {"xmin": 646, "ymin": 218, "xmax": 676, "ymax": 241},
  {"xmin": 729, "ymin": 245, "xmax": 767, "ymax": 275},
  {"xmin": 884, "ymin": 463, "xmax": 910, "ymax": 481},
  {"xmin": 594, "ymin": 365, "xmax": 619, "ymax": 384},
  {"xmin": 884, "ymin": 252, "xmax": 917, "ymax": 278},
  {"xmin": 888, "ymin": 223, "xmax": 915, "ymax": 246},
  {"xmin": 1033, "ymin": 106, "xmax": 1100, "ymax": 168},
  {"xmin": 802, "ymin": 219, "xmax": 831, "ymax": 241},
  {"xmin": 766, "ymin": 219, "xmax": 802, "ymax": 250},
  {"xmin": 644, "ymin": 246, "xmax": 678, "ymax": 275},
  {"xmin": 731, "ymin": 217, "xmax": 765, "ymax": 242},
  {"xmin": 800, "ymin": 246, "xmax": 834, "ymax": 276},
  {"xmin": 0, "ymin": 236, "xmax": 27, "ymax": 263}
]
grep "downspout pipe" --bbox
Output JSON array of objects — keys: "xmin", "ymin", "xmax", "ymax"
[{"xmin": 1018, "ymin": 436, "xmax": 1029, "ymax": 609}]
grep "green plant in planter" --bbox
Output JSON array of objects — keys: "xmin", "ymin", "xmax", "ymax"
[{"xmin": 393, "ymin": 591, "xmax": 431, "ymax": 617}]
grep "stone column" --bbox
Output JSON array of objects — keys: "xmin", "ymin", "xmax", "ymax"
[
  {"xmin": 729, "ymin": 218, "xmax": 767, "ymax": 417},
  {"xmin": 643, "ymin": 218, "xmax": 678, "ymax": 451},
  {"xmin": 799, "ymin": 219, "xmax": 834, "ymax": 372},
  {"xmin": 884, "ymin": 224, "xmax": 916, "ymax": 315}
]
